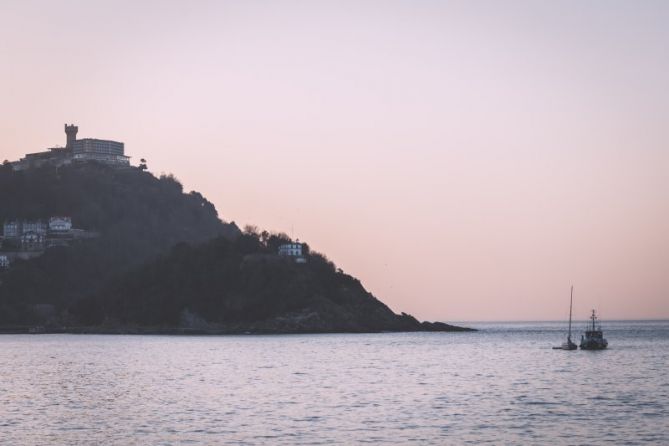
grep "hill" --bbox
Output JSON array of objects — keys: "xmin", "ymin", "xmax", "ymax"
[
  {"xmin": 0, "ymin": 162, "xmax": 471, "ymax": 333},
  {"xmin": 0, "ymin": 162, "xmax": 239, "ymax": 325},
  {"xmin": 72, "ymin": 232, "xmax": 470, "ymax": 333}
]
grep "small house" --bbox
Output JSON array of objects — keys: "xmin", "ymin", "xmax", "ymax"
[
  {"xmin": 21, "ymin": 231, "xmax": 45, "ymax": 250},
  {"xmin": 22, "ymin": 220, "xmax": 47, "ymax": 236},
  {"xmin": 3, "ymin": 221, "xmax": 20, "ymax": 239},
  {"xmin": 278, "ymin": 242, "xmax": 307, "ymax": 263},
  {"xmin": 49, "ymin": 216, "xmax": 73, "ymax": 233},
  {"xmin": 278, "ymin": 243, "xmax": 303, "ymax": 257}
]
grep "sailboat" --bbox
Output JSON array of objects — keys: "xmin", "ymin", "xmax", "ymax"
[{"xmin": 553, "ymin": 286, "xmax": 578, "ymax": 350}]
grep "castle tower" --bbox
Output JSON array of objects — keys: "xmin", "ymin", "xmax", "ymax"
[{"xmin": 65, "ymin": 124, "xmax": 78, "ymax": 148}]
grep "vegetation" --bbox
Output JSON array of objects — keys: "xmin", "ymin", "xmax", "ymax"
[
  {"xmin": 0, "ymin": 163, "xmax": 239, "ymax": 324},
  {"xmin": 72, "ymin": 229, "xmax": 466, "ymax": 333},
  {"xmin": 0, "ymin": 162, "xmax": 470, "ymax": 332}
]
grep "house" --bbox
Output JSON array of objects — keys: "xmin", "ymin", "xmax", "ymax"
[
  {"xmin": 49, "ymin": 217, "xmax": 73, "ymax": 233},
  {"xmin": 278, "ymin": 243, "xmax": 303, "ymax": 257},
  {"xmin": 3, "ymin": 217, "xmax": 78, "ymax": 251},
  {"xmin": 22, "ymin": 220, "xmax": 47, "ymax": 236},
  {"xmin": 21, "ymin": 231, "xmax": 45, "ymax": 251},
  {"xmin": 3, "ymin": 221, "xmax": 20, "ymax": 239},
  {"xmin": 1, "ymin": 220, "xmax": 47, "ymax": 251},
  {"xmin": 278, "ymin": 242, "xmax": 307, "ymax": 263}
]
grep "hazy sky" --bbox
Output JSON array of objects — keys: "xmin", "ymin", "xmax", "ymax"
[{"xmin": 1, "ymin": 0, "xmax": 667, "ymax": 321}]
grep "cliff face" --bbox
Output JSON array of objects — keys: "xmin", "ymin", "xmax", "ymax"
[{"xmin": 0, "ymin": 163, "xmax": 239, "ymax": 324}]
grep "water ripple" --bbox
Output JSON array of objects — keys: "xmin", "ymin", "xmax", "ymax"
[{"xmin": 0, "ymin": 321, "xmax": 667, "ymax": 444}]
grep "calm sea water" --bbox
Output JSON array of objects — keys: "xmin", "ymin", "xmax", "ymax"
[{"xmin": 0, "ymin": 321, "xmax": 667, "ymax": 445}]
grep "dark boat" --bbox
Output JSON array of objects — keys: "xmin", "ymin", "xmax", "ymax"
[
  {"xmin": 553, "ymin": 286, "xmax": 577, "ymax": 350},
  {"xmin": 580, "ymin": 309, "xmax": 608, "ymax": 350}
]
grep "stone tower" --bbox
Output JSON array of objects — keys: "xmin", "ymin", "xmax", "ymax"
[{"xmin": 65, "ymin": 124, "xmax": 78, "ymax": 148}]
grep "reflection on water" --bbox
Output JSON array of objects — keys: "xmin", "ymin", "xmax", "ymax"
[{"xmin": 0, "ymin": 321, "xmax": 667, "ymax": 444}]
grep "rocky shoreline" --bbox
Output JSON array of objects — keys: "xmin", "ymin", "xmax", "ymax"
[{"xmin": 0, "ymin": 318, "xmax": 475, "ymax": 335}]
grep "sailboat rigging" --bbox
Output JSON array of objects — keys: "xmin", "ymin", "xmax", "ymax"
[{"xmin": 553, "ymin": 286, "xmax": 578, "ymax": 350}]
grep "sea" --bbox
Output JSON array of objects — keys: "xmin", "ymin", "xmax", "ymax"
[{"xmin": 0, "ymin": 321, "xmax": 667, "ymax": 445}]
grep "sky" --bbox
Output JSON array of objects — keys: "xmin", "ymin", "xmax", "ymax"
[{"xmin": 1, "ymin": 0, "xmax": 667, "ymax": 321}]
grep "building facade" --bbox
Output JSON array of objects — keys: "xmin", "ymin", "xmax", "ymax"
[
  {"xmin": 21, "ymin": 232, "xmax": 45, "ymax": 251},
  {"xmin": 12, "ymin": 124, "xmax": 130, "ymax": 170},
  {"xmin": 22, "ymin": 221, "xmax": 47, "ymax": 236},
  {"xmin": 2, "ymin": 218, "xmax": 71, "ymax": 251},
  {"xmin": 49, "ymin": 217, "xmax": 73, "ymax": 232},
  {"xmin": 278, "ymin": 243, "xmax": 303, "ymax": 257},
  {"xmin": 71, "ymin": 138, "xmax": 129, "ymax": 165},
  {"xmin": 3, "ymin": 221, "xmax": 20, "ymax": 238}
]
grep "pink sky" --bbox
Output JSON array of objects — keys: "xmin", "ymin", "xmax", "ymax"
[{"xmin": 1, "ymin": 1, "xmax": 667, "ymax": 321}]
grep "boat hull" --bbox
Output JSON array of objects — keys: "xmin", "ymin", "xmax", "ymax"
[
  {"xmin": 553, "ymin": 340, "xmax": 578, "ymax": 350},
  {"xmin": 580, "ymin": 339, "xmax": 608, "ymax": 350},
  {"xmin": 553, "ymin": 346, "xmax": 578, "ymax": 350}
]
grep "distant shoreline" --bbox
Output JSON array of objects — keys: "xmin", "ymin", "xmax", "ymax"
[{"xmin": 0, "ymin": 324, "xmax": 476, "ymax": 335}]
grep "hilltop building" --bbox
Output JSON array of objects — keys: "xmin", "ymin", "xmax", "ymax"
[{"xmin": 12, "ymin": 124, "xmax": 130, "ymax": 170}]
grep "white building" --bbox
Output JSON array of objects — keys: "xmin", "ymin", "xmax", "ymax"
[
  {"xmin": 3, "ymin": 220, "xmax": 48, "ymax": 238},
  {"xmin": 49, "ymin": 217, "xmax": 72, "ymax": 232},
  {"xmin": 22, "ymin": 220, "xmax": 47, "ymax": 236},
  {"xmin": 21, "ymin": 231, "xmax": 45, "ymax": 250},
  {"xmin": 0, "ymin": 255, "xmax": 9, "ymax": 269},
  {"xmin": 278, "ymin": 243, "xmax": 303, "ymax": 257},
  {"xmin": 12, "ymin": 124, "xmax": 130, "ymax": 170},
  {"xmin": 3, "ymin": 221, "xmax": 20, "ymax": 238}
]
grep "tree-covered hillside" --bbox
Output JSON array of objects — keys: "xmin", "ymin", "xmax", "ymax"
[
  {"xmin": 0, "ymin": 162, "xmax": 470, "ymax": 333},
  {"xmin": 0, "ymin": 162, "xmax": 239, "ymax": 324},
  {"xmin": 72, "ymin": 231, "xmax": 469, "ymax": 333}
]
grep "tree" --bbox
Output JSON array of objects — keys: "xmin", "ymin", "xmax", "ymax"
[
  {"xmin": 260, "ymin": 230, "xmax": 270, "ymax": 246},
  {"xmin": 0, "ymin": 163, "xmax": 240, "ymax": 324},
  {"xmin": 243, "ymin": 224, "xmax": 259, "ymax": 236},
  {"xmin": 138, "ymin": 158, "xmax": 148, "ymax": 171},
  {"xmin": 0, "ymin": 160, "xmax": 12, "ymax": 174}
]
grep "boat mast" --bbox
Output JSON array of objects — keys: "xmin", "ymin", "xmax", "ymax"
[
  {"xmin": 568, "ymin": 286, "xmax": 573, "ymax": 340},
  {"xmin": 591, "ymin": 309, "xmax": 596, "ymax": 331}
]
